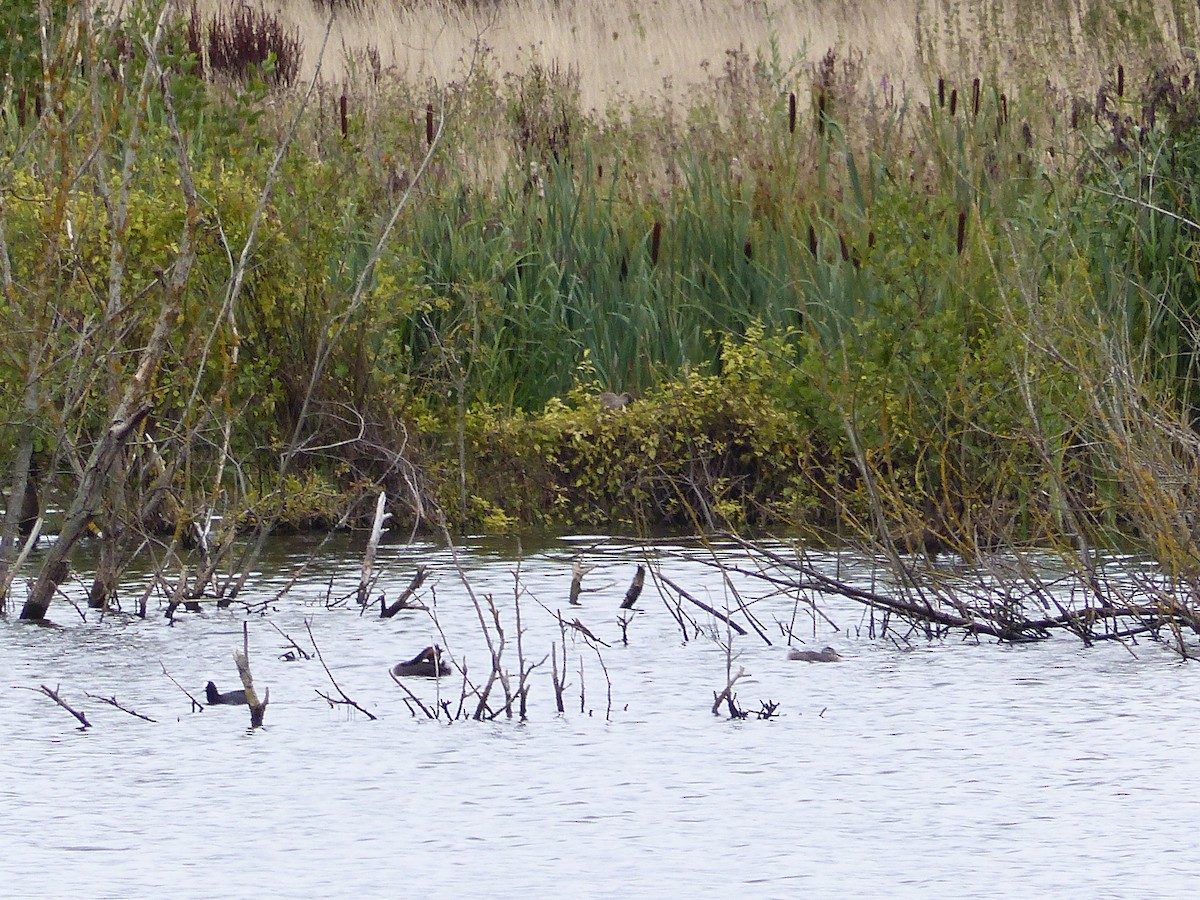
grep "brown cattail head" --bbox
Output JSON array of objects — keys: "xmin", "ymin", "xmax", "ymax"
[
  {"xmin": 956, "ymin": 209, "xmax": 967, "ymax": 255},
  {"xmin": 339, "ymin": 93, "xmax": 348, "ymax": 139},
  {"xmin": 1117, "ymin": 64, "xmax": 1125, "ymax": 98},
  {"xmin": 838, "ymin": 233, "xmax": 850, "ymax": 262},
  {"xmin": 788, "ymin": 91, "xmax": 797, "ymax": 134},
  {"xmin": 950, "ymin": 88, "xmax": 958, "ymax": 117},
  {"xmin": 817, "ymin": 91, "xmax": 826, "ymax": 136},
  {"xmin": 1021, "ymin": 121, "xmax": 1033, "ymax": 148},
  {"xmin": 808, "ymin": 224, "xmax": 818, "ymax": 256},
  {"xmin": 1000, "ymin": 93, "xmax": 1008, "ymax": 124},
  {"xmin": 938, "ymin": 77, "xmax": 945, "ymax": 108},
  {"xmin": 972, "ymin": 77, "xmax": 980, "ymax": 117},
  {"xmin": 426, "ymin": 102, "xmax": 434, "ymax": 146},
  {"xmin": 650, "ymin": 221, "xmax": 663, "ymax": 266},
  {"xmin": 743, "ymin": 238, "xmax": 753, "ymax": 260}
]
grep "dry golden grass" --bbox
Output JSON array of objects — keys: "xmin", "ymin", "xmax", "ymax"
[{"xmin": 179, "ymin": 0, "xmax": 1200, "ymax": 109}]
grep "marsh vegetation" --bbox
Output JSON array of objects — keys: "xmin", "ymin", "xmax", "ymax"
[{"xmin": 4, "ymin": 1, "xmax": 1200, "ymax": 656}]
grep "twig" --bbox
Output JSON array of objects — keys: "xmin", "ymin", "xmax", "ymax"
[
  {"xmin": 305, "ymin": 619, "xmax": 377, "ymax": 720},
  {"xmin": 270, "ymin": 620, "xmax": 311, "ymax": 661},
  {"xmin": 84, "ymin": 692, "xmax": 156, "ymax": 723},
  {"xmin": 17, "ymin": 684, "xmax": 91, "ymax": 729},
  {"xmin": 161, "ymin": 661, "xmax": 204, "ymax": 712}
]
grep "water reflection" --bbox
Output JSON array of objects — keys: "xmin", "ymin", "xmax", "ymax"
[{"xmin": 1, "ymin": 537, "xmax": 1196, "ymax": 896}]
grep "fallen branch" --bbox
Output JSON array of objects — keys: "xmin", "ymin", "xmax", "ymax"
[
  {"xmin": 659, "ymin": 573, "xmax": 747, "ymax": 636},
  {"xmin": 305, "ymin": 619, "xmax": 377, "ymax": 720},
  {"xmin": 234, "ymin": 622, "xmax": 269, "ymax": 728},
  {"xmin": 17, "ymin": 684, "xmax": 91, "ymax": 729},
  {"xmin": 711, "ymin": 666, "xmax": 748, "ymax": 718},
  {"xmin": 161, "ymin": 661, "xmax": 205, "ymax": 711},
  {"xmin": 84, "ymin": 692, "xmax": 156, "ymax": 723},
  {"xmin": 380, "ymin": 566, "xmax": 429, "ymax": 618},
  {"xmin": 620, "ymin": 564, "xmax": 645, "ymax": 609}
]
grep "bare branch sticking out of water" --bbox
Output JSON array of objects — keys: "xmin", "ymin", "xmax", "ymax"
[
  {"xmin": 161, "ymin": 662, "xmax": 205, "ymax": 712},
  {"xmin": 711, "ymin": 666, "xmax": 748, "ymax": 719},
  {"xmin": 16, "ymin": 684, "xmax": 91, "ymax": 729},
  {"xmin": 380, "ymin": 566, "xmax": 429, "ymax": 618},
  {"xmin": 84, "ymin": 693, "xmax": 157, "ymax": 723},
  {"xmin": 358, "ymin": 491, "xmax": 390, "ymax": 606},
  {"xmin": 270, "ymin": 620, "xmax": 312, "ymax": 661},
  {"xmin": 620, "ymin": 564, "xmax": 645, "ymax": 609},
  {"xmin": 569, "ymin": 556, "xmax": 595, "ymax": 606},
  {"xmin": 658, "ymin": 573, "xmax": 747, "ymax": 637},
  {"xmin": 304, "ymin": 619, "xmax": 377, "ymax": 721},
  {"xmin": 235, "ymin": 622, "xmax": 270, "ymax": 728}
]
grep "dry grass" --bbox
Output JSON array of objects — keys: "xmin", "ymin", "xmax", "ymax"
[{"xmin": 174, "ymin": 0, "xmax": 1200, "ymax": 110}]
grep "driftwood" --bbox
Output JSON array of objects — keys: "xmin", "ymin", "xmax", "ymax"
[{"xmin": 380, "ymin": 567, "xmax": 428, "ymax": 618}]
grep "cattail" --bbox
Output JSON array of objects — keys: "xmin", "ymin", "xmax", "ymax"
[
  {"xmin": 620, "ymin": 256, "xmax": 628, "ymax": 281},
  {"xmin": 1000, "ymin": 93, "xmax": 1008, "ymax": 124},
  {"xmin": 972, "ymin": 77, "xmax": 980, "ymax": 117},
  {"xmin": 17, "ymin": 88, "xmax": 25, "ymax": 128},
  {"xmin": 788, "ymin": 91, "xmax": 796, "ymax": 134},
  {"xmin": 1117, "ymin": 64, "xmax": 1124, "ymax": 98},
  {"xmin": 597, "ymin": 163, "xmax": 604, "ymax": 180},
  {"xmin": 838, "ymin": 233, "xmax": 850, "ymax": 262},
  {"xmin": 650, "ymin": 221, "xmax": 662, "ymax": 266},
  {"xmin": 339, "ymin": 93, "xmax": 348, "ymax": 139},
  {"xmin": 425, "ymin": 102, "xmax": 434, "ymax": 146},
  {"xmin": 956, "ymin": 210, "xmax": 967, "ymax": 255},
  {"xmin": 817, "ymin": 91, "xmax": 826, "ymax": 136},
  {"xmin": 938, "ymin": 77, "xmax": 945, "ymax": 108},
  {"xmin": 808, "ymin": 224, "xmax": 818, "ymax": 256},
  {"xmin": 743, "ymin": 239, "xmax": 753, "ymax": 260},
  {"xmin": 868, "ymin": 230, "xmax": 875, "ymax": 249},
  {"xmin": 950, "ymin": 88, "xmax": 957, "ymax": 117},
  {"xmin": 1021, "ymin": 121, "xmax": 1033, "ymax": 148}
]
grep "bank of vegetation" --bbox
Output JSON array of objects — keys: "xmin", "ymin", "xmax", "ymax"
[{"xmin": 4, "ymin": 0, "xmax": 1200, "ymax": 627}]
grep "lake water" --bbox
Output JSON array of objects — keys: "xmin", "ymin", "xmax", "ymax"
[{"xmin": 1, "ymin": 534, "xmax": 1196, "ymax": 898}]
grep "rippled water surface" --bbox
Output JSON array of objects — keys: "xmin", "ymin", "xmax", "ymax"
[{"xmin": 1, "ymin": 535, "xmax": 1196, "ymax": 898}]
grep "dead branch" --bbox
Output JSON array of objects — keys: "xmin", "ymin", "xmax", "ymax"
[
  {"xmin": 17, "ymin": 684, "xmax": 91, "ymax": 729},
  {"xmin": 357, "ymin": 490, "xmax": 390, "ymax": 605},
  {"xmin": 620, "ymin": 564, "xmax": 645, "ymax": 609},
  {"xmin": 84, "ymin": 692, "xmax": 156, "ymax": 723},
  {"xmin": 711, "ymin": 666, "xmax": 748, "ymax": 718},
  {"xmin": 569, "ymin": 556, "xmax": 595, "ymax": 606},
  {"xmin": 304, "ymin": 619, "xmax": 376, "ymax": 720},
  {"xmin": 234, "ymin": 622, "xmax": 269, "ymax": 728},
  {"xmin": 380, "ymin": 566, "xmax": 429, "ymax": 618},
  {"xmin": 658, "ymin": 573, "xmax": 747, "ymax": 636},
  {"xmin": 161, "ymin": 661, "xmax": 205, "ymax": 712}
]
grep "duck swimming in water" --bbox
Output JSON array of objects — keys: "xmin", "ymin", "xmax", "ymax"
[
  {"xmin": 391, "ymin": 646, "xmax": 450, "ymax": 678},
  {"xmin": 788, "ymin": 646, "xmax": 842, "ymax": 662},
  {"xmin": 205, "ymin": 680, "xmax": 249, "ymax": 705}
]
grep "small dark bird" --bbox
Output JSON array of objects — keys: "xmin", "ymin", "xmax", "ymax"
[
  {"xmin": 599, "ymin": 391, "xmax": 632, "ymax": 411},
  {"xmin": 391, "ymin": 646, "xmax": 450, "ymax": 678},
  {"xmin": 205, "ymin": 681, "xmax": 249, "ymax": 705},
  {"xmin": 788, "ymin": 646, "xmax": 842, "ymax": 662}
]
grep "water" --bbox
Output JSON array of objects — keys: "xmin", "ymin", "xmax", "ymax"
[{"xmin": 1, "ymin": 535, "xmax": 1195, "ymax": 898}]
